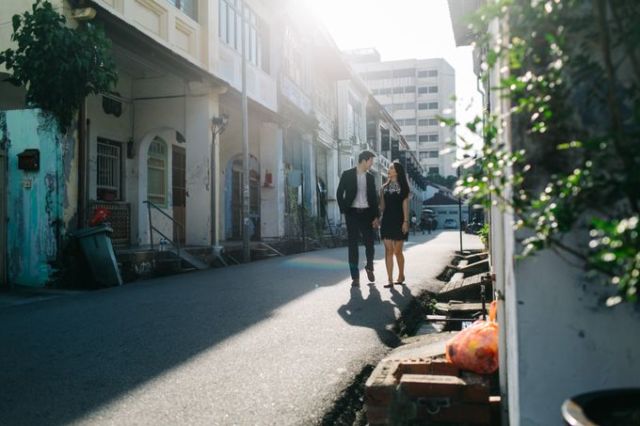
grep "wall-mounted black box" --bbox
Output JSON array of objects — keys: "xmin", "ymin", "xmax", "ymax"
[{"xmin": 18, "ymin": 149, "xmax": 40, "ymax": 171}]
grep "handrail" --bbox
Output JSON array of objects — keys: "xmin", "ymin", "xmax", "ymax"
[
  {"xmin": 144, "ymin": 200, "xmax": 185, "ymax": 228},
  {"xmin": 143, "ymin": 200, "xmax": 184, "ymax": 257}
]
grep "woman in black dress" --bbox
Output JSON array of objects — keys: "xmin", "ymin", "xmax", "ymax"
[{"xmin": 379, "ymin": 161, "xmax": 411, "ymax": 288}]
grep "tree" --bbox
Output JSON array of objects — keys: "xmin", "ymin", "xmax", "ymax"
[
  {"xmin": 0, "ymin": 0, "xmax": 117, "ymax": 131},
  {"xmin": 447, "ymin": 0, "xmax": 640, "ymax": 306},
  {"xmin": 426, "ymin": 173, "xmax": 457, "ymax": 190}
]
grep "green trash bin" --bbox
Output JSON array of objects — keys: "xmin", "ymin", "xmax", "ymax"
[{"xmin": 72, "ymin": 224, "xmax": 123, "ymax": 287}]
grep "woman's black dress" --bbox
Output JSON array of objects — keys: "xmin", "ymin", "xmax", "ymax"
[{"xmin": 380, "ymin": 182, "xmax": 408, "ymax": 241}]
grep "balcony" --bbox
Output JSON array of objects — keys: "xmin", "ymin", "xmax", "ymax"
[
  {"xmin": 94, "ymin": 0, "xmax": 203, "ymax": 66},
  {"xmin": 280, "ymin": 76, "xmax": 313, "ymax": 116}
]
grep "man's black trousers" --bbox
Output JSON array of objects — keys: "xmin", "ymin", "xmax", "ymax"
[{"xmin": 345, "ymin": 208, "xmax": 375, "ymax": 280}]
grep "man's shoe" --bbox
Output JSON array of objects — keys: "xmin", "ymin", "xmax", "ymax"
[
  {"xmin": 365, "ymin": 267, "xmax": 375, "ymax": 282},
  {"xmin": 351, "ymin": 279, "xmax": 360, "ymax": 287}
]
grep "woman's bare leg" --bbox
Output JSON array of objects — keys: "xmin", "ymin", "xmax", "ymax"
[
  {"xmin": 383, "ymin": 239, "xmax": 394, "ymax": 284},
  {"xmin": 394, "ymin": 240, "xmax": 405, "ymax": 282}
]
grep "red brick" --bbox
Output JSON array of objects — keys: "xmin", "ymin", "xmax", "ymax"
[
  {"xmin": 399, "ymin": 374, "xmax": 465, "ymax": 399},
  {"xmin": 459, "ymin": 372, "xmax": 490, "ymax": 403},
  {"xmin": 462, "ymin": 384, "xmax": 490, "ymax": 403},
  {"xmin": 365, "ymin": 361, "xmax": 399, "ymax": 406},
  {"xmin": 395, "ymin": 358, "xmax": 459, "ymax": 378}
]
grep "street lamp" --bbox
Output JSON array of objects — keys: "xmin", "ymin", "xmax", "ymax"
[{"xmin": 212, "ymin": 114, "xmax": 229, "ymax": 130}]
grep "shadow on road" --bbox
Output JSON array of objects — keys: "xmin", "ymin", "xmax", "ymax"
[
  {"xmin": 337, "ymin": 283, "xmax": 413, "ymax": 348},
  {"xmin": 0, "ymin": 246, "xmax": 394, "ymax": 425}
]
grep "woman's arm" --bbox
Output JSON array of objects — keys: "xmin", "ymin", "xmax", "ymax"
[
  {"xmin": 379, "ymin": 188, "xmax": 385, "ymax": 213},
  {"xmin": 401, "ymin": 195, "xmax": 410, "ymax": 233}
]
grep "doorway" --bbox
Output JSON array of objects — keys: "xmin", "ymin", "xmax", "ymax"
[
  {"xmin": 227, "ymin": 155, "xmax": 260, "ymax": 240},
  {"xmin": 172, "ymin": 146, "xmax": 186, "ymax": 244}
]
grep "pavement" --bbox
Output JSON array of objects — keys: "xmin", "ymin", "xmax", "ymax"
[
  {"xmin": 0, "ymin": 230, "xmax": 481, "ymax": 426},
  {"xmin": 0, "ymin": 287, "xmax": 85, "ymax": 309}
]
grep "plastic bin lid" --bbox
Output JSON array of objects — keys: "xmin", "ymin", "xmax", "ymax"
[{"xmin": 70, "ymin": 224, "xmax": 113, "ymax": 238}]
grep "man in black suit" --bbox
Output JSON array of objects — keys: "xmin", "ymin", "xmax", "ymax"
[{"xmin": 336, "ymin": 150, "xmax": 379, "ymax": 286}]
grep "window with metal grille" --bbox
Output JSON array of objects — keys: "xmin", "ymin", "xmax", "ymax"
[
  {"xmin": 97, "ymin": 138, "xmax": 122, "ymax": 201},
  {"xmin": 148, "ymin": 138, "xmax": 167, "ymax": 206}
]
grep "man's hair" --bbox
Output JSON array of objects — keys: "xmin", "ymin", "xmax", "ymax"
[{"xmin": 358, "ymin": 150, "xmax": 376, "ymax": 163}]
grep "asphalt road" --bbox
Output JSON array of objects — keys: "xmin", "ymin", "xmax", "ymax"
[{"xmin": 0, "ymin": 230, "xmax": 481, "ymax": 426}]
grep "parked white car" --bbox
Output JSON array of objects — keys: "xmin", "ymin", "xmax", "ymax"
[{"xmin": 443, "ymin": 218, "xmax": 458, "ymax": 229}]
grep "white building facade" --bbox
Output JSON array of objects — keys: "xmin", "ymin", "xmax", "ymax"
[{"xmin": 346, "ymin": 50, "xmax": 457, "ymax": 177}]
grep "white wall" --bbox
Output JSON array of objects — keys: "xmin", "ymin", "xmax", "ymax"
[
  {"xmin": 481, "ymin": 14, "xmax": 640, "ymax": 426},
  {"xmin": 259, "ymin": 123, "xmax": 284, "ymax": 238},
  {"xmin": 184, "ymin": 90, "xmax": 217, "ymax": 246},
  {"xmin": 512, "ymin": 249, "xmax": 640, "ymax": 425}
]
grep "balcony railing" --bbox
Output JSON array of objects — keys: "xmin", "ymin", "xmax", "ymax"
[{"xmin": 377, "ymin": 154, "xmax": 391, "ymax": 171}]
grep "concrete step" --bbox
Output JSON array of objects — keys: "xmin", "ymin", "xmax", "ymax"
[
  {"xmin": 168, "ymin": 248, "xmax": 209, "ymax": 270},
  {"xmin": 435, "ymin": 301, "xmax": 485, "ymax": 314},
  {"xmin": 456, "ymin": 259, "xmax": 490, "ymax": 277},
  {"xmin": 438, "ymin": 273, "xmax": 489, "ymax": 301}
]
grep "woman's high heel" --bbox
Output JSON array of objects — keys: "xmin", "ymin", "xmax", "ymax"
[{"xmin": 395, "ymin": 276, "xmax": 405, "ymax": 285}]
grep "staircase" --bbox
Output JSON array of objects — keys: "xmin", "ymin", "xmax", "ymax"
[
  {"xmin": 115, "ymin": 245, "xmax": 211, "ymax": 282},
  {"xmin": 114, "ymin": 201, "xmax": 212, "ymax": 281},
  {"xmin": 221, "ymin": 241, "xmax": 284, "ymax": 262}
]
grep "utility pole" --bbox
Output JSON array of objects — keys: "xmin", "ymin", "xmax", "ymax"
[
  {"xmin": 457, "ymin": 166, "xmax": 464, "ymax": 253},
  {"xmin": 210, "ymin": 113, "xmax": 228, "ymax": 263},
  {"xmin": 241, "ymin": 0, "xmax": 250, "ymax": 262}
]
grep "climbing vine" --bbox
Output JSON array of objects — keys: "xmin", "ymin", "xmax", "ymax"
[
  {"xmin": 0, "ymin": 0, "xmax": 117, "ymax": 131},
  {"xmin": 446, "ymin": 0, "xmax": 640, "ymax": 305}
]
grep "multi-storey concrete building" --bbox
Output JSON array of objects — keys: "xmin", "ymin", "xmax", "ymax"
[{"xmin": 346, "ymin": 49, "xmax": 457, "ymax": 177}]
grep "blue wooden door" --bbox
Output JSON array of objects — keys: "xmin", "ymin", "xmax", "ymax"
[{"xmin": 4, "ymin": 110, "xmax": 64, "ymax": 287}]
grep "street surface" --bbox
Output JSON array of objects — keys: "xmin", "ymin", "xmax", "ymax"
[{"xmin": 0, "ymin": 230, "xmax": 481, "ymax": 425}]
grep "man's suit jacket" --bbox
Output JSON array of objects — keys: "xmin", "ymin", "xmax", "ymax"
[{"xmin": 336, "ymin": 167, "xmax": 379, "ymax": 220}]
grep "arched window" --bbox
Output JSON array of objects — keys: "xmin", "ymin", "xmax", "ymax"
[{"xmin": 147, "ymin": 137, "xmax": 168, "ymax": 206}]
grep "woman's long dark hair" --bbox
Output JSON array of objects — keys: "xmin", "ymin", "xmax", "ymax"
[{"xmin": 383, "ymin": 160, "xmax": 410, "ymax": 199}]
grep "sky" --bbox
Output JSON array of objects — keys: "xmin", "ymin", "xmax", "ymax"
[{"xmin": 304, "ymin": 0, "xmax": 483, "ymax": 152}]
